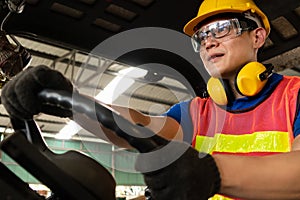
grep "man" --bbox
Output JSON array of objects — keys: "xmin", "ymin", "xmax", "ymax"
[
  {"xmin": 172, "ymin": 0, "xmax": 300, "ymax": 199},
  {"xmin": 1, "ymin": 0, "xmax": 300, "ymax": 199}
]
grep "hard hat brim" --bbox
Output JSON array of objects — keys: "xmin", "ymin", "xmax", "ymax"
[{"xmin": 183, "ymin": 8, "xmax": 270, "ymax": 36}]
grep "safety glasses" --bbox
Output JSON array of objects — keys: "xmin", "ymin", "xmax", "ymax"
[{"xmin": 191, "ymin": 18, "xmax": 255, "ymax": 52}]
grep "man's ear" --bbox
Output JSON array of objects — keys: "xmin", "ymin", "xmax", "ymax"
[{"xmin": 252, "ymin": 27, "xmax": 267, "ymax": 49}]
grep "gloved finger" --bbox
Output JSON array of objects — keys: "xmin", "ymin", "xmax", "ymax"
[
  {"xmin": 1, "ymin": 74, "xmax": 33, "ymax": 119},
  {"xmin": 14, "ymin": 65, "xmax": 73, "ymax": 115},
  {"xmin": 31, "ymin": 65, "xmax": 73, "ymax": 91},
  {"xmin": 135, "ymin": 140, "xmax": 192, "ymax": 174},
  {"xmin": 1, "ymin": 93, "xmax": 31, "ymax": 119}
]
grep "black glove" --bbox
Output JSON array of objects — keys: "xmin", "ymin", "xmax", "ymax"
[
  {"xmin": 135, "ymin": 136, "xmax": 221, "ymax": 200},
  {"xmin": 1, "ymin": 65, "xmax": 74, "ymax": 119}
]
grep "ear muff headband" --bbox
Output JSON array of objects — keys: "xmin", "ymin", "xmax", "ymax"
[{"xmin": 207, "ymin": 62, "xmax": 273, "ymax": 105}]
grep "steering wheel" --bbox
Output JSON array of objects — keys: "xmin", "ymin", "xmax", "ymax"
[{"xmin": 1, "ymin": 89, "xmax": 160, "ymax": 200}]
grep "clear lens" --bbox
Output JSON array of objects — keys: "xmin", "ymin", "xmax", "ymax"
[{"xmin": 191, "ymin": 18, "xmax": 243, "ymax": 52}]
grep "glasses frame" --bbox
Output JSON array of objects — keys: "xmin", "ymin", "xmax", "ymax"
[{"xmin": 191, "ymin": 18, "xmax": 255, "ymax": 52}]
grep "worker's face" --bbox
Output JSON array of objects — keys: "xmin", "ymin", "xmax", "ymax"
[{"xmin": 195, "ymin": 18, "xmax": 258, "ymax": 79}]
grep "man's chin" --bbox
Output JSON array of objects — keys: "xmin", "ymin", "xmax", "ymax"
[
  {"xmin": 207, "ymin": 71, "xmax": 222, "ymax": 79},
  {"xmin": 205, "ymin": 66, "xmax": 222, "ymax": 78}
]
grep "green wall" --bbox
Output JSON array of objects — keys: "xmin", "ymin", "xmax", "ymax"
[{"xmin": 1, "ymin": 137, "xmax": 145, "ymax": 186}]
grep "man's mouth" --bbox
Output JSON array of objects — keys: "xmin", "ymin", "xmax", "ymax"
[{"xmin": 208, "ymin": 53, "xmax": 224, "ymax": 62}]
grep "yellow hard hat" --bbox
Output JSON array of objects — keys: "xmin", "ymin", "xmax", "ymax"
[{"xmin": 183, "ymin": 0, "xmax": 270, "ymax": 36}]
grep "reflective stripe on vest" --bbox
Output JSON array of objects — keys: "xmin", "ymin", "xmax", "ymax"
[{"xmin": 195, "ymin": 131, "xmax": 291, "ymax": 154}]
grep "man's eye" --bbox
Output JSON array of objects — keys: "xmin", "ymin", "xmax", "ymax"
[
  {"xmin": 199, "ymin": 32, "xmax": 208, "ymax": 40},
  {"xmin": 218, "ymin": 24, "xmax": 229, "ymax": 32},
  {"xmin": 215, "ymin": 25, "xmax": 230, "ymax": 37}
]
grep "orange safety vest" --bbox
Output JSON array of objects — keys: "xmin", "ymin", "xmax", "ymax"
[{"xmin": 189, "ymin": 76, "xmax": 300, "ymax": 200}]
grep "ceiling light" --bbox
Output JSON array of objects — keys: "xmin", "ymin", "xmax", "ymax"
[
  {"xmin": 271, "ymin": 16, "xmax": 298, "ymax": 39},
  {"xmin": 55, "ymin": 120, "xmax": 82, "ymax": 140},
  {"xmin": 93, "ymin": 18, "xmax": 121, "ymax": 32},
  {"xmin": 50, "ymin": 3, "xmax": 84, "ymax": 19},
  {"xmin": 105, "ymin": 4, "xmax": 137, "ymax": 21}
]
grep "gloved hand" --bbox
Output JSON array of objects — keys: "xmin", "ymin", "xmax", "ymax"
[
  {"xmin": 1, "ymin": 65, "xmax": 74, "ymax": 119},
  {"xmin": 135, "ymin": 136, "xmax": 221, "ymax": 200}
]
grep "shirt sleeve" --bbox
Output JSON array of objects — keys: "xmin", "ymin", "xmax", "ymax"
[
  {"xmin": 163, "ymin": 100, "xmax": 194, "ymax": 144},
  {"xmin": 293, "ymin": 90, "xmax": 300, "ymax": 138}
]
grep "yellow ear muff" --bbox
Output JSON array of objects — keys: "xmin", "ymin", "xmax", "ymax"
[
  {"xmin": 207, "ymin": 62, "xmax": 272, "ymax": 105},
  {"xmin": 236, "ymin": 61, "xmax": 268, "ymax": 96},
  {"xmin": 207, "ymin": 77, "xmax": 228, "ymax": 105}
]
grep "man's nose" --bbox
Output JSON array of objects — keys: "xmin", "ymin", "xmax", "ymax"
[{"xmin": 203, "ymin": 34, "xmax": 218, "ymax": 49}]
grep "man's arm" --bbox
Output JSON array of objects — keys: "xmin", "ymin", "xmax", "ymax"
[
  {"xmin": 214, "ymin": 135, "xmax": 300, "ymax": 200},
  {"xmin": 73, "ymin": 103, "xmax": 183, "ymax": 148}
]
